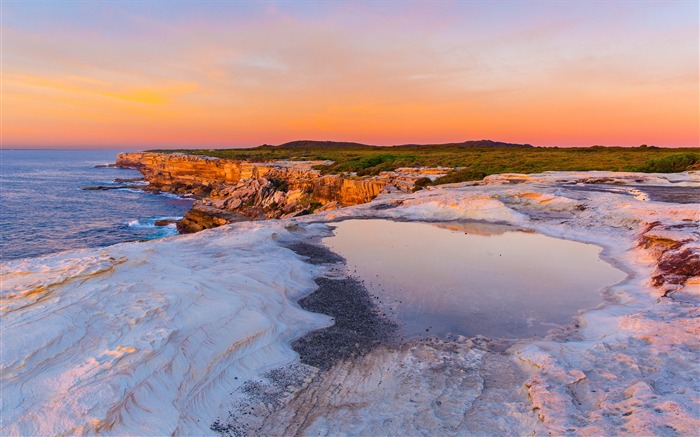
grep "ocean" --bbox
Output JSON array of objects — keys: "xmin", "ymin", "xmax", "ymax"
[{"xmin": 0, "ymin": 149, "xmax": 194, "ymax": 261}]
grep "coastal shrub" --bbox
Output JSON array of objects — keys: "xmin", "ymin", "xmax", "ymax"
[
  {"xmin": 325, "ymin": 153, "xmax": 402, "ymax": 175},
  {"xmin": 297, "ymin": 199, "xmax": 324, "ymax": 213},
  {"xmin": 635, "ymin": 153, "xmax": 700, "ymax": 173},
  {"xmin": 432, "ymin": 169, "xmax": 488, "ymax": 185},
  {"xmin": 412, "ymin": 177, "xmax": 432, "ymax": 191},
  {"xmin": 270, "ymin": 178, "xmax": 289, "ymax": 192},
  {"xmin": 308, "ymin": 201, "xmax": 324, "ymax": 213},
  {"xmin": 358, "ymin": 154, "xmax": 395, "ymax": 168},
  {"xmin": 356, "ymin": 161, "xmax": 400, "ymax": 176},
  {"xmin": 151, "ymin": 144, "xmax": 700, "ymax": 176}
]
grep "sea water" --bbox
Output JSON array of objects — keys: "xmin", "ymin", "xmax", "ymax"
[{"xmin": 0, "ymin": 149, "xmax": 194, "ymax": 261}]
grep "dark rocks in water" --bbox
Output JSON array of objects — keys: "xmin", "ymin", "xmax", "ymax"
[
  {"xmin": 113, "ymin": 177, "xmax": 145, "ymax": 183},
  {"xmin": 154, "ymin": 219, "xmax": 178, "ymax": 226},
  {"xmin": 82, "ymin": 185, "xmax": 144, "ymax": 191},
  {"xmin": 94, "ymin": 164, "xmax": 135, "ymax": 168}
]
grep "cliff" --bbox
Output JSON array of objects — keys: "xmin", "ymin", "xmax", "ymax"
[{"xmin": 116, "ymin": 152, "xmax": 444, "ymax": 232}]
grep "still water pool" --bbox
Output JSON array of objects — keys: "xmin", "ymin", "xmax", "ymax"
[{"xmin": 323, "ymin": 219, "xmax": 626, "ymax": 340}]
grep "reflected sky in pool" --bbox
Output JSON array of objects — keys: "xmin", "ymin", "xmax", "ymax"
[{"xmin": 323, "ymin": 219, "xmax": 626, "ymax": 340}]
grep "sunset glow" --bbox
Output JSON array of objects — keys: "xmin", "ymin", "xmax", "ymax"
[{"xmin": 3, "ymin": 1, "xmax": 698, "ymax": 148}]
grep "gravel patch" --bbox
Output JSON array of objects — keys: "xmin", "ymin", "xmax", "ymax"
[{"xmin": 292, "ymin": 276, "xmax": 399, "ymax": 370}]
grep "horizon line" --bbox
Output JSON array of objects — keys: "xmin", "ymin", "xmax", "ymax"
[{"xmin": 2, "ymin": 140, "xmax": 699, "ymax": 150}]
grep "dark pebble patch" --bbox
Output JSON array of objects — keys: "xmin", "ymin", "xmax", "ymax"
[
  {"xmin": 292, "ymin": 276, "xmax": 398, "ymax": 370},
  {"xmin": 370, "ymin": 202, "xmax": 401, "ymax": 210},
  {"xmin": 284, "ymin": 242, "xmax": 345, "ymax": 265}
]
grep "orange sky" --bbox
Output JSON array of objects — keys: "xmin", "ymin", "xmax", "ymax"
[{"xmin": 3, "ymin": 1, "xmax": 699, "ymax": 148}]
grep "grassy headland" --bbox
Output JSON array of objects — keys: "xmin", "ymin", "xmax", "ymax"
[{"xmin": 148, "ymin": 140, "xmax": 699, "ymax": 185}]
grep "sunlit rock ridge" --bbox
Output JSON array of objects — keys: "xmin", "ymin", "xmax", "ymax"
[
  {"xmin": 116, "ymin": 152, "xmax": 445, "ymax": 232},
  {"xmin": 1, "ymin": 170, "xmax": 698, "ymax": 435}
]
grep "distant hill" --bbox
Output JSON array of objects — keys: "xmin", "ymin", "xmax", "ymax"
[
  {"xmin": 274, "ymin": 139, "xmax": 533, "ymax": 149},
  {"xmin": 275, "ymin": 140, "xmax": 374, "ymax": 149},
  {"xmin": 396, "ymin": 140, "xmax": 534, "ymax": 148}
]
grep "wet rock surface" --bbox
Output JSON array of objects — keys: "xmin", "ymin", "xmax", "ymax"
[
  {"xmin": 153, "ymin": 219, "xmax": 178, "ymax": 226},
  {"xmin": 563, "ymin": 182, "xmax": 700, "ymax": 204},
  {"xmin": 632, "ymin": 185, "xmax": 700, "ymax": 204},
  {"xmin": 81, "ymin": 185, "xmax": 146, "ymax": 191}
]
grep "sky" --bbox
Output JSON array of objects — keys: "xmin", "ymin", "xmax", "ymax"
[{"xmin": 2, "ymin": 1, "xmax": 698, "ymax": 149}]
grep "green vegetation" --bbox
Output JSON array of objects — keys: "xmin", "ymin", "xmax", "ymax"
[
  {"xmin": 634, "ymin": 153, "xmax": 700, "ymax": 173},
  {"xmin": 149, "ymin": 141, "xmax": 699, "ymax": 185},
  {"xmin": 433, "ymin": 169, "xmax": 488, "ymax": 185},
  {"xmin": 269, "ymin": 178, "xmax": 289, "ymax": 192}
]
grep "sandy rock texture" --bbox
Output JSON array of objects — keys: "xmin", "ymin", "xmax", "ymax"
[{"xmin": 2, "ymin": 170, "xmax": 698, "ymax": 435}]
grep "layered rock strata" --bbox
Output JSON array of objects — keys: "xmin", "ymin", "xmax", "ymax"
[{"xmin": 116, "ymin": 152, "xmax": 447, "ymax": 232}]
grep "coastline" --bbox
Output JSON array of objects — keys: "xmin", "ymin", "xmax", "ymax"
[
  {"xmin": 2, "ymin": 169, "xmax": 698, "ymax": 435},
  {"xmin": 0, "ymin": 150, "xmax": 195, "ymax": 261},
  {"xmin": 114, "ymin": 152, "xmax": 447, "ymax": 233}
]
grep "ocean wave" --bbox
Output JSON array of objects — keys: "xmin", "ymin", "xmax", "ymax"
[
  {"xmin": 116, "ymin": 188, "xmax": 148, "ymax": 194},
  {"xmin": 126, "ymin": 217, "xmax": 182, "ymax": 238},
  {"xmin": 158, "ymin": 191, "xmax": 194, "ymax": 199},
  {"xmin": 115, "ymin": 188, "xmax": 194, "ymax": 201}
]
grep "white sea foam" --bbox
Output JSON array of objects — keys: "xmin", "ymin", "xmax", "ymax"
[
  {"xmin": 126, "ymin": 216, "xmax": 182, "ymax": 228},
  {"xmin": 159, "ymin": 191, "xmax": 192, "ymax": 199},
  {"xmin": 116, "ymin": 188, "xmax": 147, "ymax": 194}
]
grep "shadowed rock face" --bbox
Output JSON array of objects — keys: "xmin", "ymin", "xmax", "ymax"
[
  {"xmin": 638, "ymin": 222, "xmax": 700, "ymax": 288},
  {"xmin": 116, "ymin": 152, "xmax": 442, "ymax": 232}
]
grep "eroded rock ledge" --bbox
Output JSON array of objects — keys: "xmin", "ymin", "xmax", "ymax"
[{"xmin": 116, "ymin": 152, "xmax": 447, "ymax": 232}]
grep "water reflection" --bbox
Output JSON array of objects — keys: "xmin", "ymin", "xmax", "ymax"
[{"xmin": 323, "ymin": 219, "xmax": 626, "ymax": 340}]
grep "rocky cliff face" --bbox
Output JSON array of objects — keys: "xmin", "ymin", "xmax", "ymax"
[{"xmin": 116, "ymin": 152, "xmax": 443, "ymax": 232}]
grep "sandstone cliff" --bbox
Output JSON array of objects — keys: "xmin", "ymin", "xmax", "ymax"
[{"xmin": 116, "ymin": 152, "xmax": 445, "ymax": 232}]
